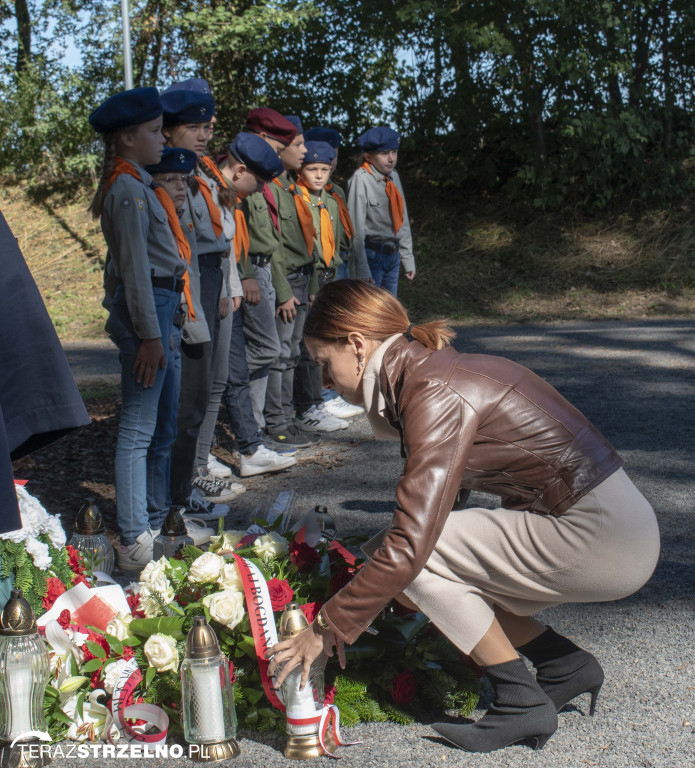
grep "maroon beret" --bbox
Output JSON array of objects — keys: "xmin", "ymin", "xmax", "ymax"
[{"xmin": 244, "ymin": 107, "xmax": 297, "ymax": 146}]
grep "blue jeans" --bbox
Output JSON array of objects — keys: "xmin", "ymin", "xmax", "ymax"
[
  {"xmin": 366, "ymin": 248, "xmax": 400, "ymax": 296},
  {"xmin": 107, "ymin": 286, "xmax": 181, "ymax": 544},
  {"xmin": 147, "ymin": 324, "xmax": 182, "ymax": 529}
]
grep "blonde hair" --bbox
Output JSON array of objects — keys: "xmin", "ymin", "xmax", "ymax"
[{"xmin": 304, "ymin": 279, "xmax": 454, "ymax": 350}]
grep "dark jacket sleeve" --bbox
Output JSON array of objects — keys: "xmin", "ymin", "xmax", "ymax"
[{"xmin": 321, "ymin": 375, "xmax": 477, "ymax": 644}]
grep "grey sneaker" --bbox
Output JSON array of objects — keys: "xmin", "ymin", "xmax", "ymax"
[
  {"xmin": 118, "ymin": 530, "xmax": 154, "ymax": 572},
  {"xmin": 295, "ymin": 404, "xmax": 349, "ymax": 433},
  {"xmin": 266, "ymin": 424, "xmax": 320, "ymax": 449}
]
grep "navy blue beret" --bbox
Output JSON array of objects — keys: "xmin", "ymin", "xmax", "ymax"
[
  {"xmin": 302, "ymin": 141, "xmax": 336, "ymax": 166},
  {"xmin": 145, "ymin": 147, "xmax": 197, "ymax": 175},
  {"xmin": 228, "ymin": 133, "xmax": 284, "ymax": 182},
  {"xmin": 161, "ymin": 90, "xmax": 215, "ymax": 126},
  {"xmin": 163, "ymin": 78, "xmax": 211, "ymax": 95},
  {"xmin": 358, "ymin": 126, "xmax": 401, "ymax": 151},
  {"xmin": 89, "ymin": 87, "xmax": 162, "ymax": 134},
  {"xmin": 304, "ymin": 127, "xmax": 342, "ymax": 148},
  {"xmin": 284, "ymin": 115, "xmax": 304, "ymax": 135}
]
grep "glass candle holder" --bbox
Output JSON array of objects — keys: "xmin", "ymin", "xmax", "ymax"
[
  {"xmin": 180, "ymin": 617, "xmax": 239, "ymax": 762},
  {"xmin": 0, "ymin": 590, "xmax": 51, "ymax": 767},
  {"xmin": 313, "ymin": 506, "xmax": 336, "ymax": 541},
  {"xmin": 153, "ymin": 508, "xmax": 193, "ymax": 560},
  {"xmin": 69, "ymin": 501, "xmax": 114, "ymax": 576},
  {"xmin": 277, "ymin": 602, "xmax": 336, "ymax": 759}
]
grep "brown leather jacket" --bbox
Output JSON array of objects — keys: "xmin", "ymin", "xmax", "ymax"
[{"xmin": 322, "ymin": 336, "xmax": 623, "ymax": 644}]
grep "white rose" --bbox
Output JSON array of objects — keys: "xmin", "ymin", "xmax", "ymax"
[
  {"xmin": 139, "ymin": 556, "xmax": 170, "ymax": 586},
  {"xmin": 188, "ymin": 552, "xmax": 225, "ymax": 584},
  {"xmin": 106, "ymin": 612, "xmax": 133, "ymax": 641},
  {"xmin": 139, "ymin": 577, "xmax": 175, "ymax": 618},
  {"xmin": 102, "ymin": 658, "xmax": 130, "ymax": 695},
  {"xmin": 254, "ymin": 532, "xmax": 289, "ymax": 560},
  {"xmin": 202, "ymin": 589, "xmax": 245, "ymax": 630},
  {"xmin": 209, "ymin": 530, "xmax": 246, "ymax": 553},
  {"xmin": 217, "ymin": 561, "xmax": 243, "ymax": 591},
  {"xmin": 144, "ymin": 634, "xmax": 179, "ymax": 672},
  {"xmin": 25, "ymin": 536, "xmax": 51, "ymax": 570}
]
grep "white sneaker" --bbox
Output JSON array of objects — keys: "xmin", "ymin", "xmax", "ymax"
[
  {"xmin": 239, "ymin": 444, "xmax": 297, "ymax": 477},
  {"xmin": 207, "ymin": 454, "xmax": 232, "ymax": 478},
  {"xmin": 295, "ymin": 404, "xmax": 349, "ymax": 433},
  {"xmin": 323, "ymin": 396, "xmax": 365, "ymax": 419},
  {"xmin": 118, "ymin": 530, "xmax": 154, "ymax": 572}
]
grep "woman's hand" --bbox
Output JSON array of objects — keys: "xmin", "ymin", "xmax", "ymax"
[{"xmin": 266, "ymin": 622, "xmax": 334, "ymax": 690}]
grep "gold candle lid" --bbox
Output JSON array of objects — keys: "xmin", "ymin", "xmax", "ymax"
[
  {"xmin": 185, "ymin": 616, "xmax": 222, "ymax": 659},
  {"xmin": 277, "ymin": 602, "xmax": 309, "ymax": 641},
  {"xmin": 0, "ymin": 589, "xmax": 37, "ymax": 636},
  {"xmin": 74, "ymin": 501, "xmax": 105, "ymax": 535},
  {"xmin": 161, "ymin": 506, "xmax": 188, "ymax": 537}
]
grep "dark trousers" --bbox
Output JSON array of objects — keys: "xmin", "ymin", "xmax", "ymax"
[
  {"xmin": 170, "ymin": 263, "xmax": 222, "ymax": 503},
  {"xmin": 294, "ymin": 270, "xmax": 334, "ymax": 415}
]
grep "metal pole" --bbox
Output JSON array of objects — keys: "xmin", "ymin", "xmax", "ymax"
[{"xmin": 121, "ymin": 0, "xmax": 133, "ymax": 89}]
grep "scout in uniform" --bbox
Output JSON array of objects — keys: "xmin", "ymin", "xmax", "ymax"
[
  {"xmin": 303, "ymin": 126, "xmax": 365, "ymax": 420},
  {"xmin": 197, "ymin": 132, "xmax": 297, "ymax": 478},
  {"xmin": 347, "ymin": 126, "xmax": 416, "ymax": 296},
  {"xmin": 160, "ymin": 86, "xmax": 241, "ymax": 511},
  {"xmin": 290, "ymin": 140, "xmax": 349, "ymax": 433},
  {"xmin": 88, "ymin": 88, "xmax": 210, "ymax": 569},
  {"xmin": 241, "ymin": 108, "xmax": 300, "ymax": 440}
]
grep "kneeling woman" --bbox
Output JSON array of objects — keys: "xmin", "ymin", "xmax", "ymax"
[{"xmin": 268, "ymin": 279, "xmax": 660, "ymax": 753}]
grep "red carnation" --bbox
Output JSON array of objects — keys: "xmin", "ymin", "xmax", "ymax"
[
  {"xmin": 289, "ymin": 540, "xmax": 321, "ymax": 573},
  {"xmin": 266, "ymin": 578, "xmax": 294, "ymax": 612},
  {"xmin": 122, "ymin": 646, "xmax": 135, "ymax": 660},
  {"xmin": 126, "ymin": 592, "xmax": 145, "ymax": 618},
  {"xmin": 66, "ymin": 545, "xmax": 87, "ymax": 576},
  {"xmin": 82, "ymin": 631, "xmax": 109, "ymax": 663},
  {"xmin": 324, "ymin": 684, "xmax": 337, "ymax": 706},
  {"xmin": 390, "ymin": 670, "xmax": 418, "ymax": 705},
  {"xmin": 300, "ymin": 601, "xmax": 323, "ymax": 624},
  {"xmin": 90, "ymin": 668, "xmax": 102, "ymax": 689},
  {"xmin": 71, "ymin": 573, "xmax": 90, "ymax": 587},
  {"xmin": 57, "ymin": 609, "xmax": 72, "ymax": 629},
  {"xmin": 42, "ymin": 577, "xmax": 67, "ymax": 610}
]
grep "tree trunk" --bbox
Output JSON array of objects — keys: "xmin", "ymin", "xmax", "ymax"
[{"xmin": 14, "ymin": 0, "xmax": 31, "ymax": 72}]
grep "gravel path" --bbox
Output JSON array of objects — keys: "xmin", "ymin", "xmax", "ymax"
[{"xmin": 53, "ymin": 320, "xmax": 695, "ymax": 767}]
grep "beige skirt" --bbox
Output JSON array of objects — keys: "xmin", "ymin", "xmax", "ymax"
[{"xmin": 363, "ymin": 468, "xmax": 660, "ymax": 654}]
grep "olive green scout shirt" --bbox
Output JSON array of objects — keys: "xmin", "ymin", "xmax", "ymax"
[
  {"xmin": 326, "ymin": 180, "xmax": 352, "ymax": 256},
  {"xmin": 242, "ymin": 187, "xmax": 282, "ymax": 281},
  {"xmin": 101, "ymin": 160, "xmax": 185, "ymax": 340},
  {"xmin": 270, "ymin": 175, "xmax": 319, "ymax": 303},
  {"xmin": 346, "ymin": 164, "xmax": 415, "ymax": 279}
]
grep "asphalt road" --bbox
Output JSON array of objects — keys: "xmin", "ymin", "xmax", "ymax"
[{"xmin": 55, "ymin": 319, "xmax": 695, "ymax": 768}]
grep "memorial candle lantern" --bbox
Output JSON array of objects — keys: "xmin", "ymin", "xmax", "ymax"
[
  {"xmin": 180, "ymin": 617, "xmax": 239, "ymax": 762},
  {"xmin": 69, "ymin": 501, "xmax": 114, "ymax": 576},
  {"xmin": 153, "ymin": 508, "xmax": 193, "ymax": 560},
  {"xmin": 0, "ymin": 590, "xmax": 51, "ymax": 768},
  {"xmin": 278, "ymin": 602, "xmax": 337, "ymax": 759},
  {"xmin": 313, "ymin": 506, "xmax": 336, "ymax": 541}
]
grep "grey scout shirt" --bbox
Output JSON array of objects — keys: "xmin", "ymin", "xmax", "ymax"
[
  {"xmin": 178, "ymin": 177, "xmax": 229, "ymax": 344},
  {"xmin": 346, "ymin": 164, "xmax": 415, "ymax": 279},
  {"xmin": 101, "ymin": 160, "xmax": 185, "ymax": 340}
]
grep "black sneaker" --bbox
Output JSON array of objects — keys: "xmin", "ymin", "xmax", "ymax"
[
  {"xmin": 266, "ymin": 424, "xmax": 320, "ymax": 449},
  {"xmin": 191, "ymin": 471, "xmax": 243, "ymax": 504}
]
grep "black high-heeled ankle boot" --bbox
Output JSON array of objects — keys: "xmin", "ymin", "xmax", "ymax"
[
  {"xmin": 517, "ymin": 627, "xmax": 604, "ymax": 715},
  {"xmin": 432, "ymin": 657, "xmax": 558, "ymax": 753}
]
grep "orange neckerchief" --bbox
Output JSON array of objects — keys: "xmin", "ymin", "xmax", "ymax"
[
  {"xmin": 273, "ymin": 177, "xmax": 315, "ymax": 257},
  {"xmin": 233, "ymin": 196, "xmax": 249, "ymax": 264},
  {"xmin": 360, "ymin": 161, "xmax": 404, "ymax": 235},
  {"xmin": 194, "ymin": 162, "xmax": 224, "ymax": 239},
  {"xmin": 105, "ymin": 158, "xmax": 195, "ymax": 321},
  {"xmin": 200, "ymin": 155, "xmax": 229, "ymax": 190},
  {"xmin": 297, "ymin": 182, "xmax": 334, "ymax": 267},
  {"xmin": 325, "ymin": 182, "xmax": 354, "ymax": 240}
]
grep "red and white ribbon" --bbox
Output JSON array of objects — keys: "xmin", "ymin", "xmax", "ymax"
[
  {"xmin": 285, "ymin": 704, "xmax": 361, "ymax": 758},
  {"xmin": 232, "ymin": 554, "xmax": 285, "ymax": 711},
  {"xmin": 110, "ymin": 658, "xmax": 169, "ymax": 744}
]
